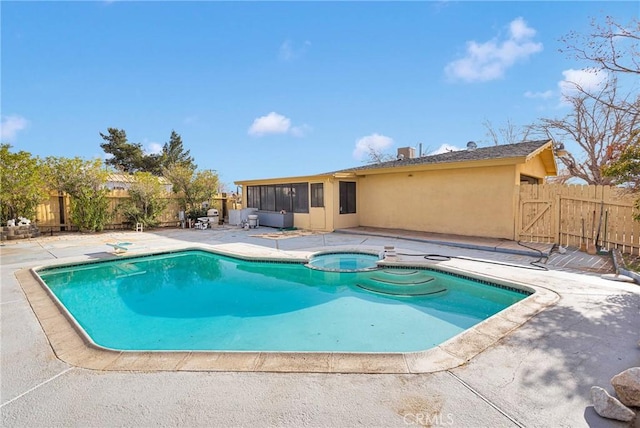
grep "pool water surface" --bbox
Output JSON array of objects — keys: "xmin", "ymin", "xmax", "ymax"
[{"xmin": 37, "ymin": 250, "xmax": 529, "ymax": 353}]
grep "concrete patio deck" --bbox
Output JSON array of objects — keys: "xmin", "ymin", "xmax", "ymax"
[{"xmin": 1, "ymin": 227, "xmax": 638, "ymax": 427}]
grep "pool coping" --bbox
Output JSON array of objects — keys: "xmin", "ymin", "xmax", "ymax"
[{"xmin": 16, "ymin": 243, "xmax": 559, "ymax": 374}]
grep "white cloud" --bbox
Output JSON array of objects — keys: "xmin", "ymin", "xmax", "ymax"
[
  {"xmin": 558, "ymin": 68, "xmax": 608, "ymax": 99},
  {"xmin": 524, "ymin": 90, "xmax": 554, "ymax": 99},
  {"xmin": 248, "ymin": 111, "xmax": 309, "ymax": 138},
  {"xmin": 1, "ymin": 115, "xmax": 29, "ymax": 141},
  {"xmin": 290, "ymin": 124, "xmax": 312, "ymax": 138},
  {"xmin": 353, "ymin": 133, "xmax": 394, "ymax": 160},
  {"xmin": 279, "ymin": 40, "xmax": 294, "ymax": 61},
  {"xmin": 509, "ymin": 17, "xmax": 536, "ymax": 40},
  {"xmin": 146, "ymin": 142, "xmax": 163, "ymax": 155},
  {"xmin": 248, "ymin": 112, "xmax": 291, "ymax": 136},
  {"xmin": 430, "ymin": 144, "xmax": 461, "ymax": 155},
  {"xmin": 445, "ymin": 17, "xmax": 543, "ymax": 82},
  {"xmin": 279, "ymin": 39, "xmax": 311, "ymax": 61}
]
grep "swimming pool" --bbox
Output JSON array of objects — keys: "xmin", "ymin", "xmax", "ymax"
[
  {"xmin": 306, "ymin": 251, "xmax": 381, "ymax": 272},
  {"xmin": 36, "ymin": 249, "xmax": 530, "ymax": 353}
]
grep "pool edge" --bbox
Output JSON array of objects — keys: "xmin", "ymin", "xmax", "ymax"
[{"xmin": 16, "ymin": 245, "xmax": 559, "ymax": 374}]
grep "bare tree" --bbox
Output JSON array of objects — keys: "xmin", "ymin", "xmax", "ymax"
[
  {"xmin": 560, "ymin": 16, "xmax": 639, "ymax": 76},
  {"xmin": 532, "ymin": 78, "xmax": 639, "ymax": 184},
  {"xmin": 559, "ymin": 16, "xmax": 639, "ymax": 118},
  {"xmin": 545, "ymin": 169, "xmax": 574, "ymax": 185},
  {"xmin": 363, "ymin": 146, "xmax": 395, "ymax": 164},
  {"xmin": 483, "ymin": 119, "xmax": 532, "ymax": 145}
]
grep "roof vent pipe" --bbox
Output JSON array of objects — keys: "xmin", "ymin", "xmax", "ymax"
[{"xmin": 466, "ymin": 141, "xmax": 477, "ymax": 151}]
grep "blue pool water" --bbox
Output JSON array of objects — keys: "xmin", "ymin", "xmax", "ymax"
[
  {"xmin": 306, "ymin": 251, "xmax": 380, "ymax": 272},
  {"xmin": 37, "ymin": 250, "xmax": 529, "ymax": 352}
]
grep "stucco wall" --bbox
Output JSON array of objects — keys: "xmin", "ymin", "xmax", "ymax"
[
  {"xmin": 517, "ymin": 155, "xmax": 549, "ymax": 181},
  {"xmin": 285, "ymin": 178, "xmax": 342, "ymax": 232},
  {"xmin": 292, "ymin": 213, "xmax": 310, "ymax": 230},
  {"xmin": 331, "ymin": 180, "xmax": 360, "ymax": 230},
  {"xmin": 356, "ymin": 165, "xmax": 518, "ymax": 239}
]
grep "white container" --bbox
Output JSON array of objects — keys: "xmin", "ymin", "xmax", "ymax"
[
  {"xmin": 228, "ymin": 210, "xmax": 242, "ymax": 226},
  {"xmin": 248, "ymin": 215, "xmax": 259, "ymax": 228},
  {"xmin": 206, "ymin": 208, "xmax": 219, "ymax": 225}
]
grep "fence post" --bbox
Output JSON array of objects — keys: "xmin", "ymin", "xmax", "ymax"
[
  {"xmin": 553, "ymin": 193, "xmax": 560, "ymax": 244},
  {"xmin": 514, "ymin": 184, "xmax": 522, "ymax": 241}
]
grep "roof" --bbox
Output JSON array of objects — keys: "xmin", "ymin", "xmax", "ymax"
[
  {"xmin": 235, "ymin": 139, "xmax": 556, "ymax": 185},
  {"xmin": 331, "ymin": 139, "xmax": 554, "ymax": 174},
  {"xmin": 106, "ymin": 172, "xmax": 172, "ymax": 185}
]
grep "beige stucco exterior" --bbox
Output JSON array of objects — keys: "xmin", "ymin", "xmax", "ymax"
[
  {"xmin": 235, "ymin": 141, "xmax": 557, "ymax": 240},
  {"xmin": 355, "ymin": 164, "xmax": 517, "ymax": 238}
]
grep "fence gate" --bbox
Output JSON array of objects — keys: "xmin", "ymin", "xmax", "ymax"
[
  {"xmin": 517, "ymin": 185, "xmax": 556, "ymax": 244},
  {"xmin": 517, "ymin": 184, "xmax": 640, "ymax": 255}
]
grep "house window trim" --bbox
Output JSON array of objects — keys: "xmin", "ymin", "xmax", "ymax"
[
  {"xmin": 246, "ymin": 183, "xmax": 309, "ymax": 213},
  {"xmin": 339, "ymin": 181, "xmax": 356, "ymax": 214},
  {"xmin": 520, "ymin": 174, "xmax": 541, "ymax": 185},
  {"xmin": 310, "ymin": 183, "xmax": 324, "ymax": 208}
]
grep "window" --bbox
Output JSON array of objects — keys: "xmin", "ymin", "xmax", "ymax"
[
  {"xmin": 520, "ymin": 174, "xmax": 540, "ymax": 185},
  {"xmin": 247, "ymin": 186, "xmax": 260, "ymax": 209},
  {"xmin": 275, "ymin": 184, "xmax": 291, "ymax": 212},
  {"xmin": 339, "ymin": 181, "xmax": 356, "ymax": 214},
  {"xmin": 292, "ymin": 183, "xmax": 309, "ymax": 213},
  {"xmin": 310, "ymin": 183, "xmax": 324, "ymax": 207},
  {"xmin": 246, "ymin": 183, "xmax": 309, "ymax": 213},
  {"xmin": 261, "ymin": 186, "xmax": 275, "ymax": 211}
]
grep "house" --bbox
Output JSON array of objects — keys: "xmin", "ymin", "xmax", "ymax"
[
  {"xmin": 234, "ymin": 140, "xmax": 558, "ymax": 240},
  {"xmin": 106, "ymin": 173, "xmax": 173, "ymax": 193}
]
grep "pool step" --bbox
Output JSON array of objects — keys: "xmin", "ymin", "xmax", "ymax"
[
  {"xmin": 369, "ymin": 275, "xmax": 435, "ymax": 285},
  {"xmin": 115, "ymin": 263, "xmax": 146, "ymax": 278},
  {"xmin": 356, "ymin": 282, "xmax": 446, "ymax": 296},
  {"xmin": 381, "ymin": 270, "xmax": 421, "ymax": 276},
  {"xmin": 357, "ymin": 270, "xmax": 446, "ymax": 296}
]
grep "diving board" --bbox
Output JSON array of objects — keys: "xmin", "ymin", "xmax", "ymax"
[{"xmin": 106, "ymin": 242, "xmax": 133, "ymax": 254}]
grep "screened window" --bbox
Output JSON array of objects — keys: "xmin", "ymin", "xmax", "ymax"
[
  {"xmin": 275, "ymin": 184, "xmax": 290, "ymax": 212},
  {"xmin": 246, "ymin": 183, "xmax": 309, "ymax": 213},
  {"xmin": 247, "ymin": 186, "xmax": 260, "ymax": 209},
  {"xmin": 261, "ymin": 186, "xmax": 275, "ymax": 211},
  {"xmin": 292, "ymin": 183, "xmax": 308, "ymax": 213},
  {"xmin": 339, "ymin": 181, "xmax": 356, "ymax": 214},
  {"xmin": 310, "ymin": 183, "xmax": 324, "ymax": 207}
]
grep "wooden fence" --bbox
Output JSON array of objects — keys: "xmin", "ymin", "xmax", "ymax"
[
  {"xmin": 34, "ymin": 190, "xmax": 232, "ymax": 232},
  {"xmin": 517, "ymin": 184, "xmax": 640, "ymax": 255},
  {"xmin": 31, "ymin": 184, "xmax": 640, "ymax": 255}
]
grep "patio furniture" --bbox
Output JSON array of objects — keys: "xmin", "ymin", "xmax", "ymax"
[{"xmin": 106, "ymin": 242, "xmax": 132, "ymax": 254}]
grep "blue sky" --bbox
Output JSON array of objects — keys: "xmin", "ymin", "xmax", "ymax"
[{"xmin": 2, "ymin": 1, "xmax": 638, "ymax": 189}]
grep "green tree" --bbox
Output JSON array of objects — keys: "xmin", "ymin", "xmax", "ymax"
[
  {"xmin": 99, "ymin": 128, "xmax": 195, "ymax": 176},
  {"xmin": 44, "ymin": 157, "xmax": 111, "ymax": 232},
  {"xmin": 139, "ymin": 153, "xmax": 163, "ymax": 176},
  {"xmin": 117, "ymin": 172, "xmax": 169, "ymax": 228},
  {"xmin": 163, "ymin": 165, "xmax": 218, "ymax": 218},
  {"xmin": 603, "ymin": 130, "xmax": 640, "ymax": 220},
  {"xmin": 603, "ymin": 130, "xmax": 640, "ymax": 187},
  {"xmin": 0, "ymin": 144, "xmax": 49, "ymax": 224},
  {"xmin": 161, "ymin": 130, "xmax": 196, "ymax": 171},
  {"xmin": 99, "ymin": 128, "xmax": 145, "ymax": 173}
]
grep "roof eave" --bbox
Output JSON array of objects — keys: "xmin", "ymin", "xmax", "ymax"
[
  {"xmin": 234, "ymin": 173, "xmax": 334, "ymax": 186},
  {"xmin": 524, "ymin": 140, "xmax": 557, "ymax": 175},
  {"xmin": 347, "ymin": 156, "xmax": 527, "ymax": 176}
]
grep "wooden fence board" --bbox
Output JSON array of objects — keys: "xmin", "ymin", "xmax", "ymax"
[{"xmin": 518, "ymin": 184, "xmax": 639, "ymax": 255}]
